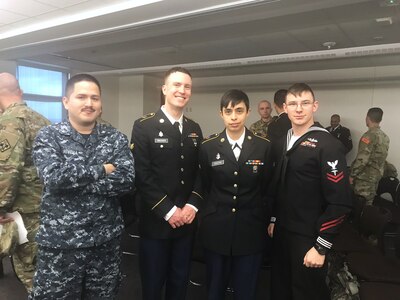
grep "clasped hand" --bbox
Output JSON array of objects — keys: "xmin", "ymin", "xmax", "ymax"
[{"xmin": 168, "ymin": 205, "xmax": 196, "ymax": 229}]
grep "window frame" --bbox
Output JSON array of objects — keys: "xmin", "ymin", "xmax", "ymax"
[{"xmin": 16, "ymin": 63, "xmax": 69, "ymax": 123}]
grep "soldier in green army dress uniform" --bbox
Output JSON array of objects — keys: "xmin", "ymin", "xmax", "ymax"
[
  {"xmin": 350, "ymin": 107, "xmax": 390, "ymax": 206},
  {"xmin": 0, "ymin": 73, "xmax": 50, "ymax": 291}
]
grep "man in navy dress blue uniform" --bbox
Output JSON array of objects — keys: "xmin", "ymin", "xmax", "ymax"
[
  {"xmin": 325, "ymin": 114, "xmax": 353, "ymax": 154},
  {"xmin": 269, "ymin": 83, "xmax": 352, "ymax": 300},
  {"xmin": 130, "ymin": 67, "xmax": 203, "ymax": 300}
]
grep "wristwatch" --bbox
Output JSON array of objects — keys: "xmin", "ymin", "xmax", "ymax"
[{"xmin": 314, "ymin": 243, "xmax": 328, "ymax": 255}]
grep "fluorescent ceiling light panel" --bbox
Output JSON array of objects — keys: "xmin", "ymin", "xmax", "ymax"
[{"xmin": 0, "ymin": 0, "xmax": 163, "ymax": 40}]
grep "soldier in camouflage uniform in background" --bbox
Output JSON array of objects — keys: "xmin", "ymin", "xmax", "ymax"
[
  {"xmin": 249, "ymin": 99, "xmax": 275, "ymax": 138},
  {"xmin": 350, "ymin": 107, "xmax": 390, "ymax": 206},
  {"xmin": 0, "ymin": 73, "xmax": 50, "ymax": 292},
  {"xmin": 29, "ymin": 74, "xmax": 135, "ymax": 299}
]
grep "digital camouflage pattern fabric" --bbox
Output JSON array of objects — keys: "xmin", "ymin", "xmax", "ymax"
[
  {"xmin": 0, "ymin": 102, "xmax": 50, "ymax": 292},
  {"xmin": 249, "ymin": 118, "xmax": 274, "ymax": 138},
  {"xmin": 350, "ymin": 127, "xmax": 389, "ymax": 205},
  {"xmin": 30, "ymin": 237, "xmax": 122, "ymax": 299},
  {"xmin": 32, "ymin": 121, "xmax": 134, "ymax": 249},
  {"xmin": 30, "ymin": 121, "xmax": 134, "ymax": 299}
]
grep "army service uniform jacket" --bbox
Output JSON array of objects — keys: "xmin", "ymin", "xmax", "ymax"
[
  {"xmin": 326, "ymin": 124, "xmax": 353, "ymax": 154},
  {"xmin": 32, "ymin": 122, "xmax": 135, "ymax": 249},
  {"xmin": 198, "ymin": 129, "xmax": 273, "ymax": 256},
  {"xmin": 131, "ymin": 109, "xmax": 203, "ymax": 239},
  {"xmin": 0, "ymin": 103, "xmax": 50, "ymax": 215},
  {"xmin": 273, "ymin": 126, "xmax": 352, "ymax": 251}
]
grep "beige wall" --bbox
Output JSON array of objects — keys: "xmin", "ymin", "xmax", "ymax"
[
  {"xmin": 186, "ymin": 84, "xmax": 399, "ymax": 169},
  {"xmin": 112, "ymin": 75, "xmax": 399, "ymax": 170}
]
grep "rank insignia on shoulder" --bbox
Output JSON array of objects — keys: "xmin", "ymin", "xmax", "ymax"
[
  {"xmin": 202, "ymin": 133, "xmax": 219, "ymax": 144},
  {"xmin": 139, "ymin": 112, "xmax": 155, "ymax": 122},
  {"xmin": 326, "ymin": 160, "xmax": 344, "ymax": 183}
]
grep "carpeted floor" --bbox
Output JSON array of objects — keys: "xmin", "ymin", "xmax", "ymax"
[{"xmin": 0, "ymin": 224, "xmax": 271, "ymax": 300}]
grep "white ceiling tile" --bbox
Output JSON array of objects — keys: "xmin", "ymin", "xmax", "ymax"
[
  {"xmin": 0, "ymin": 9, "xmax": 26, "ymax": 24},
  {"xmin": 0, "ymin": 0, "xmax": 56, "ymax": 17},
  {"xmin": 35, "ymin": 0, "xmax": 90, "ymax": 8}
]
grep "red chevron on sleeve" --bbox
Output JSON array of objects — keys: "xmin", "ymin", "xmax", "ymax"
[
  {"xmin": 326, "ymin": 171, "xmax": 344, "ymax": 183},
  {"xmin": 320, "ymin": 215, "xmax": 345, "ymax": 232}
]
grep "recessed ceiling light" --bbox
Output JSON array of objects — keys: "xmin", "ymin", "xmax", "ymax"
[
  {"xmin": 322, "ymin": 41, "xmax": 336, "ymax": 49},
  {"xmin": 380, "ymin": 0, "xmax": 400, "ymax": 7}
]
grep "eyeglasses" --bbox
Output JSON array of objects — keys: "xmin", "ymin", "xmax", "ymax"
[{"xmin": 286, "ymin": 100, "xmax": 314, "ymax": 109}]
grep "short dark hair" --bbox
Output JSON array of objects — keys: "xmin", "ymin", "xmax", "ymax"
[
  {"xmin": 220, "ymin": 89, "xmax": 249, "ymax": 111},
  {"xmin": 164, "ymin": 67, "xmax": 192, "ymax": 83},
  {"xmin": 65, "ymin": 74, "xmax": 101, "ymax": 97},
  {"xmin": 331, "ymin": 114, "xmax": 340, "ymax": 120},
  {"xmin": 273, "ymin": 89, "xmax": 288, "ymax": 108},
  {"xmin": 367, "ymin": 107, "xmax": 383, "ymax": 123},
  {"xmin": 287, "ymin": 83, "xmax": 315, "ymax": 101}
]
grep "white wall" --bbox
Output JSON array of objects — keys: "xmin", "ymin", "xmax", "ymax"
[
  {"xmin": 117, "ymin": 75, "xmax": 145, "ymax": 138},
  {"xmin": 187, "ymin": 83, "xmax": 400, "ymax": 170},
  {"xmin": 106, "ymin": 72, "xmax": 400, "ymax": 172},
  {"xmin": 98, "ymin": 76, "xmax": 119, "ymax": 127}
]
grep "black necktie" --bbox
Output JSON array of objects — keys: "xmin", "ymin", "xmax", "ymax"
[
  {"xmin": 174, "ymin": 121, "xmax": 181, "ymax": 135},
  {"xmin": 232, "ymin": 143, "xmax": 241, "ymax": 161},
  {"xmin": 232, "ymin": 143, "xmax": 241, "ymax": 150}
]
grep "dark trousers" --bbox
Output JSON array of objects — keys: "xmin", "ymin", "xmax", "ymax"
[
  {"xmin": 204, "ymin": 248, "xmax": 263, "ymax": 300},
  {"xmin": 139, "ymin": 234, "xmax": 194, "ymax": 300},
  {"xmin": 271, "ymin": 226, "xmax": 330, "ymax": 300}
]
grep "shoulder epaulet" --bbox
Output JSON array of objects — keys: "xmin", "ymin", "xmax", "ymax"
[
  {"xmin": 202, "ymin": 133, "xmax": 220, "ymax": 144},
  {"xmin": 139, "ymin": 112, "xmax": 155, "ymax": 122},
  {"xmin": 253, "ymin": 132, "xmax": 270, "ymax": 142}
]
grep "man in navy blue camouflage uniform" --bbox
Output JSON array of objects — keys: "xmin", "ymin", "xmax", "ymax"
[{"xmin": 30, "ymin": 74, "xmax": 135, "ymax": 299}]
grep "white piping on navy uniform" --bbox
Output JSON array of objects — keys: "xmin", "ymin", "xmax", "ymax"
[{"xmin": 317, "ymin": 236, "xmax": 333, "ymax": 249}]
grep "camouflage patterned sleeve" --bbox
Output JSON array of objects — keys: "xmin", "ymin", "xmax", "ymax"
[
  {"xmin": 85, "ymin": 132, "xmax": 135, "ymax": 196},
  {"xmin": 0, "ymin": 118, "xmax": 25, "ymax": 214},
  {"xmin": 249, "ymin": 122, "xmax": 256, "ymax": 133},
  {"xmin": 350, "ymin": 132, "xmax": 372, "ymax": 178},
  {"xmin": 32, "ymin": 126, "xmax": 106, "ymax": 192}
]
